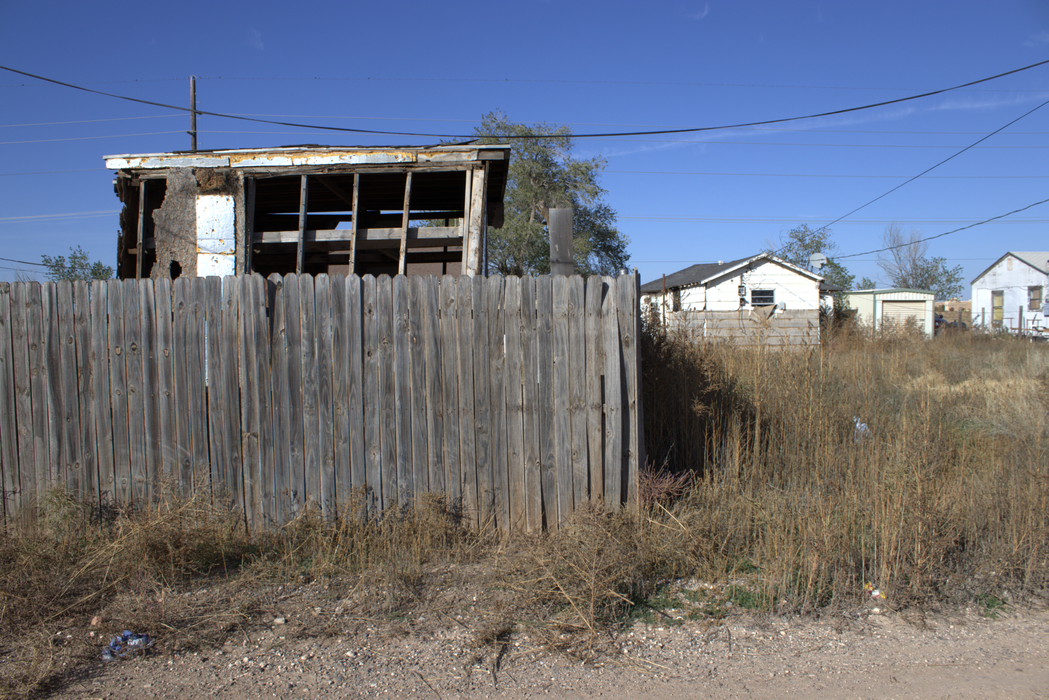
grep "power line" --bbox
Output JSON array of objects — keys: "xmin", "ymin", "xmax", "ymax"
[
  {"xmin": 834, "ymin": 197, "xmax": 1049, "ymax": 260},
  {"xmin": 2, "ymin": 60, "xmax": 1048, "ymax": 140},
  {"xmin": 0, "ymin": 255, "xmax": 46, "ymax": 267},
  {"xmin": 0, "ymin": 210, "xmax": 119, "ymax": 223},
  {"xmin": 607, "ymin": 170, "xmax": 1047, "ymax": 179},
  {"xmin": 0, "ymin": 169, "xmax": 104, "ymax": 177},
  {"xmin": 0, "ymin": 115, "xmax": 181, "ymax": 128},
  {"xmin": 1, "ymin": 131, "xmax": 185, "ymax": 145},
  {"xmin": 821, "ymin": 97, "xmax": 1049, "ymax": 229}
]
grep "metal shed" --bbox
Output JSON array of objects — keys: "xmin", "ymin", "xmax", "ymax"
[{"xmin": 847, "ymin": 288, "xmax": 935, "ymax": 338}]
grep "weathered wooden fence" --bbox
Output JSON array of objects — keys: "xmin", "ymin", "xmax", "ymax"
[
  {"xmin": 0, "ymin": 273, "xmax": 643, "ymax": 532},
  {"xmin": 663, "ymin": 308, "xmax": 820, "ymax": 348}
]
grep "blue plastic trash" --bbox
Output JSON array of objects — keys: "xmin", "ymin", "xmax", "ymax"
[{"xmin": 102, "ymin": 630, "xmax": 154, "ymax": 661}]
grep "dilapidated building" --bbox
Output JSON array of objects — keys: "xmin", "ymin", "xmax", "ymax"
[{"xmin": 104, "ymin": 144, "xmax": 511, "ymax": 280}]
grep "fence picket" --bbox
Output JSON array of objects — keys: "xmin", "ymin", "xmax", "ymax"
[{"xmin": 1, "ymin": 273, "xmax": 642, "ymax": 533}]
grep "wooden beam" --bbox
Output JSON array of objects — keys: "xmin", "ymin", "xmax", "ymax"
[
  {"xmin": 466, "ymin": 165, "xmax": 486, "ymax": 276},
  {"xmin": 136, "ymin": 181, "xmax": 146, "ymax": 280},
  {"xmin": 244, "ymin": 177, "xmax": 256, "ymax": 274},
  {"xmin": 255, "ymin": 227, "xmax": 462, "ymax": 245},
  {"xmin": 296, "ymin": 175, "xmax": 308, "ymax": 274},
  {"xmin": 462, "ymin": 169, "xmax": 472, "ymax": 276},
  {"xmin": 349, "ymin": 173, "xmax": 360, "ymax": 274},
  {"xmin": 398, "ymin": 172, "xmax": 412, "ymax": 275}
]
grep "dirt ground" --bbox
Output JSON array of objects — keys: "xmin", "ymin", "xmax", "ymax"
[{"xmin": 40, "ymin": 580, "xmax": 1049, "ymax": 700}]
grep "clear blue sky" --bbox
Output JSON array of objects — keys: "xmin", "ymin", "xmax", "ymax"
[{"xmin": 2, "ymin": 0, "xmax": 1047, "ymax": 296}]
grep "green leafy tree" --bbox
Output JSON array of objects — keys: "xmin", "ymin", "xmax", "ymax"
[
  {"xmin": 877, "ymin": 224, "xmax": 964, "ymax": 300},
  {"xmin": 765, "ymin": 224, "xmax": 855, "ymax": 291},
  {"xmin": 857, "ymin": 276, "xmax": 877, "ymax": 290},
  {"xmin": 41, "ymin": 245, "xmax": 114, "ymax": 282},
  {"xmin": 471, "ymin": 111, "xmax": 629, "ymax": 276}
]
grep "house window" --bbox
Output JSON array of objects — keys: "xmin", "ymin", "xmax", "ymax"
[
  {"xmin": 1029, "ymin": 286, "xmax": 1043, "ymax": 311},
  {"xmin": 671, "ymin": 289, "xmax": 681, "ymax": 312},
  {"xmin": 751, "ymin": 289, "xmax": 775, "ymax": 306}
]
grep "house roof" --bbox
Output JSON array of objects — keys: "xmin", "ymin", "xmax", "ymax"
[
  {"xmin": 970, "ymin": 251, "xmax": 1049, "ymax": 284},
  {"xmin": 639, "ymin": 253, "xmax": 822, "ymax": 294},
  {"xmin": 847, "ymin": 288, "xmax": 935, "ymax": 297}
]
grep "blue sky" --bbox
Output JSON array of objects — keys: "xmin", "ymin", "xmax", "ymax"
[{"xmin": 2, "ymin": 0, "xmax": 1047, "ymax": 296}]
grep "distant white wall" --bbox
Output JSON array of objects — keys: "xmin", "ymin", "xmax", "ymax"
[{"xmin": 971, "ymin": 256, "xmax": 1049, "ymax": 331}]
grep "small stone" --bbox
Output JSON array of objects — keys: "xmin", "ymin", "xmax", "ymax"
[{"xmin": 273, "ymin": 617, "xmax": 286, "ymax": 625}]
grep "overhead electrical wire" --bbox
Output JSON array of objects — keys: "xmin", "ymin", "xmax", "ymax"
[
  {"xmin": 1, "ymin": 60, "xmax": 1048, "ymax": 139},
  {"xmin": 0, "ymin": 255, "xmax": 46, "ymax": 267},
  {"xmin": 834, "ymin": 197, "xmax": 1049, "ymax": 260}
]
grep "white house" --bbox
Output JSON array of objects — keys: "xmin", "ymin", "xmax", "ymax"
[
  {"xmin": 970, "ymin": 252, "xmax": 1049, "ymax": 333},
  {"xmin": 640, "ymin": 254, "xmax": 823, "ymax": 347},
  {"xmin": 846, "ymin": 289, "xmax": 936, "ymax": 338}
]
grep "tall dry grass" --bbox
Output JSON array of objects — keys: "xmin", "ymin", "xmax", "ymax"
[{"xmin": 642, "ymin": 324, "xmax": 1049, "ymax": 611}]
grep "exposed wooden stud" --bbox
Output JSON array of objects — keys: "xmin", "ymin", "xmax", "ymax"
[
  {"xmin": 398, "ymin": 172, "xmax": 413, "ymax": 275},
  {"xmin": 465, "ymin": 165, "xmax": 487, "ymax": 276},
  {"xmin": 136, "ymin": 181, "xmax": 147, "ymax": 280},
  {"xmin": 462, "ymin": 169, "xmax": 473, "ymax": 276},
  {"xmin": 244, "ymin": 177, "xmax": 256, "ymax": 274},
  {"xmin": 349, "ymin": 173, "xmax": 360, "ymax": 274},
  {"xmin": 296, "ymin": 175, "xmax": 308, "ymax": 275}
]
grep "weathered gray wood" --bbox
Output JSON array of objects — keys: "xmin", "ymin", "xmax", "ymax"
[
  {"xmin": 398, "ymin": 172, "xmax": 412, "ymax": 275},
  {"xmin": 377, "ymin": 275, "xmax": 397, "ymax": 510},
  {"xmin": 487, "ymin": 277, "xmax": 508, "ymax": 529},
  {"xmin": 584, "ymin": 278, "xmax": 606, "ymax": 505},
  {"xmin": 315, "ymin": 274, "xmax": 336, "ymax": 518},
  {"xmin": 299, "ymin": 274, "xmax": 320, "ymax": 509},
  {"xmin": 296, "ymin": 174, "xmax": 308, "ymax": 274},
  {"xmin": 439, "ymin": 277, "xmax": 461, "ymax": 506},
  {"xmin": 330, "ymin": 274, "xmax": 351, "ymax": 513},
  {"xmin": 551, "ymin": 276, "xmax": 572, "ymax": 523},
  {"xmin": 456, "ymin": 275, "xmax": 478, "ymax": 524},
  {"xmin": 90, "ymin": 282, "xmax": 115, "ymax": 510},
  {"xmin": 237, "ymin": 275, "xmax": 261, "ymax": 529},
  {"xmin": 11, "ymin": 284, "xmax": 35, "ymax": 519},
  {"xmin": 136, "ymin": 182, "xmax": 146, "ymax": 280},
  {"xmin": 393, "ymin": 275, "xmax": 413, "ymax": 504},
  {"xmin": 408, "ymin": 275, "xmax": 429, "ymax": 499},
  {"xmin": 106, "ymin": 280, "xmax": 131, "ymax": 507},
  {"xmin": 205, "ymin": 277, "xmax": 227, "ymax": 501},
  {"xmin": 173, "ymin": 279, "xmax": 192, "ymax": 498},
  {"xmin": 72, "ymin": 281, "xmax": 97, "ymax": 506},
  {"xmin": 268, "ymin": 273, "xmax": 291, "ymax": 521},
  {"xmin": 632, "ymin": 274, "xmax": 646, "ymax": 505},
  {"xmin": 536, "ymin": 276, "xmax": 557, "ymax": 529},
  {"xmin": 361, "ymin": 275, "xmax": 382, "ymax": 515},
  {"xmin": 519, "ymin": 276, "xmax": 541, "ymax": 532},
  {"xmin": 0, "ymin": 284, "xmax": 18, "ymax": 521},
  {"xmin": 422, "ymin": 275, "xmax": 444, "ymax": 496},
  {"xmin": 472, "ymin": 277, "xmax": 494, "ymax": 524},
  {"xmin": 248, "ymin": 276, "xmax": 273, "ymax": 525},
  {"xmin": 186, "ymin": 278, "xmax": 209, "ymax": 494},
  {"xmin": 57, "ymin": 283, "xmax": 82, "ymax": 494},
  {"xmin": 122, "ymin": 279, "xmax": 147, "ymax": 507},
  {"xmin": 567, "ymin": 276, "xmax": 588, "ymax": 508},
  {"xmin": 617, "ymin": 276, "xmax": 640, "ymax": 511},
  {"xmin": 346, "ymin": 275, "xmax": 366, "ymax": 492},
  {"xmin": 502, "ymin": 277, "xmax": 525, "ymax": 530},
  {"xmin": 602, "ymin": 280, "xmax": 622, "ymax": 509},
  {"xmin": 139, "ymin": 280, "xmax": 160, "ymax": 503},
  {"xmin": 43, "ymin": 285, "xmax": 61, "ymax": 492},
  {"xmin": 27, "ymin": 284, "xmax": 50, "ymax": 498},
  {"xmin": 154, "ymin": 278, "xmax": 176, "ymax": 496},
  {"xmin": 221, "ymin": 276, "xmax": 243, "ymax": 515},
  {"xmin": 283, "ymin": 274, "xmax": 305, "ymax": 514}
]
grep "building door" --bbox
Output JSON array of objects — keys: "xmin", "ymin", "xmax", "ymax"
[{"xmin": 992, "ymin": 291, "xmax": 1004, "ymax": 328}]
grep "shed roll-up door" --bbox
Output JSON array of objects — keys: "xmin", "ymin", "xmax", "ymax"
[{"xmin": 882, "ymin": 301, "xmax": 924, "ymax": 327}]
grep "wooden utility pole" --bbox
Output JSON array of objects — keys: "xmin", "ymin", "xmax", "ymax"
[
  {"xmin": 549, "ymin": 208, "xmax": 573, "ymax": 276},
  {"xmin": 189, "ymin": 75, "xmax": 197, "ymax": 152}
]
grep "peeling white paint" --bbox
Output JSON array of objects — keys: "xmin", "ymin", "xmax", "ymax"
[{"xmin": 196, "ymin": 194, "xmax": 235, "ymax": 276}]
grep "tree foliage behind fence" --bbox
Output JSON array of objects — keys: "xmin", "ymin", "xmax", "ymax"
[{"xmin": 0, "ymin": 273, "xmax": 643, "ymax": 532}]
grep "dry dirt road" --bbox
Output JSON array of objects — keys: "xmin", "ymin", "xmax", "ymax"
[{"xmin": 47, "ymin": 605, "xmax": 1048, "ymax": 700}]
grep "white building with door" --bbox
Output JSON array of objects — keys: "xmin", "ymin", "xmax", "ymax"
[
  {"xmin": 846, "ymin": 288, "xmax": 935, "ymax": 338},
  {"xmin": 970, "ymin": 252, "xmax": 1049, "ymax": 332}
]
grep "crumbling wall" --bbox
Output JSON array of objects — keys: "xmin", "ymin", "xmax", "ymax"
[
  {"xmin": 148, "ymin": 168, "xmax": 243, "ymax": 279},
  {"xmin": 150, "ymin": 169, "xmax": 197, "ymax": 280}
]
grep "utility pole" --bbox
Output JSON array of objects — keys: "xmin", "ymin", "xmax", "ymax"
[{"xmin": 189, "ymin": 75, "xmax": 197, "ymax": 152}]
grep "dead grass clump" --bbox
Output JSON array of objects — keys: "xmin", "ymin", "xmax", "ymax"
[{"xmin": 640, "ymin": 326, "xmax": 1049, "ymax": 614}]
